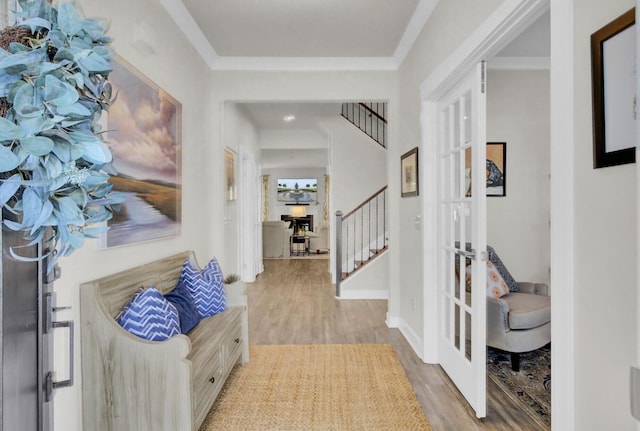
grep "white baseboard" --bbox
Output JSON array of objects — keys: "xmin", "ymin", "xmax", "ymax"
[
  {"xmin": 337, "ymin": 290, "xmax": 389, "ymax": 300},
  {"xmin": 386, "ymin": 313, "xmax": 425, "ymax": 362}
]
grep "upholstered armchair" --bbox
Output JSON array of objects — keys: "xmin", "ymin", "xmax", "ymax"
[
  {"xmin": 308, "ymin": 220, "xmax": 329, "ymax": 253},
  {"xmin": 262, "ymin": 221, "xmax": 293, "ymax": 258},
  {"xmin": 486, "ymin": 246, "xmax": 551, "ymax": 371}
]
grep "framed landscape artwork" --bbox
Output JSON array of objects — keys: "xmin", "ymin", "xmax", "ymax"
[
  {"xmin": 590, "ymin": 7, "xmax": 636, "ymax": 168},
  {"xmin": 401, "ymin": 147, "xmax": 419, "ymax": 197},
  {"xmin": 103, "ymin": 56, "xmax": 182, "ymax": 247}
]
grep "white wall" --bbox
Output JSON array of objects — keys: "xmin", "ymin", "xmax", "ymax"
[
  {"xmin": 262, "ymin": 167, "xmax": 327, "ymax": 228},
  {"xmin": 573, "ymin": 0, "xmax": 637, "ymax": 428},
  {"xmin": 487, "ymin": 69, "xmax": 551, "ymax": 284},
  {"xmin": 327, "ymin": 117, "xmax": 387, "ymax": 215},
  {"xmin": 396, "ymin": 0, "xmax": 505, "ymax": 352},
  {"xmin": 223, "ymin": 103, "xmax": 260, "ymax": 276},
  {"xmin": 53, "ymin": 1, "xmax": 215, "ymax": 431}
]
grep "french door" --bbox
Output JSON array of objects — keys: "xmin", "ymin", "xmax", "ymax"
[{"xmin": 436, "ymin": 62, "xmax": 487, "ymax": 417}]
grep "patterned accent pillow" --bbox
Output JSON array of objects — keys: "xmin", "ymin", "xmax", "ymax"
[
  {"xmin": 116, "ymin": 286, "xmax": 180, "ymax": 341},
  {"xmin": 486, "ymin": 261, "xmax": 510, "ymax": 298},
  {"xmin": 179, "ymin": 258, "xmax": 227, "ymax": 318},
  {"xmin": 487, "ymin": 246, "xmax": 519, "ymax": 292},
  {"xmin": 165, "ymin": 280, "xmax": 201, "ymax": 334}
]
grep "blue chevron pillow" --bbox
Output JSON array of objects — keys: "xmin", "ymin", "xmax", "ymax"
[
  {"xmin": 116, "ymin": 286, "xmax": 180, "ymax": 341},
  {"xmin": 179, "ymin": 258, "xmax": 227, "ymax": 318}
]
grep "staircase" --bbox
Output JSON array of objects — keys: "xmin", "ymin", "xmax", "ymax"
[
  {"xmin": 341, "ymin": 102, "xmax": 387, "ymax": 148},
  {"xmin": 335, "ymin": 102, "xmax": 389, "ymax": 297},
  {"xmin": 335, "ymin": 186, "xmax": 388, "ymax": 296}
]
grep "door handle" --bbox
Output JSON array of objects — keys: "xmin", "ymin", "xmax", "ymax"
[
  {"xmin": 454, "ymin": 248, "xmax": 488, "ymax": 261},
  {"xmin": 44, "ymin": 293, "xmax": 74, "ymax": 401},
  {"xmin": 454, "ymin": 249, "xmax": 476, "ymax": 259}
]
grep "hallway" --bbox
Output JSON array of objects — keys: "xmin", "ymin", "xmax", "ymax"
[{"xmin": 246, "ymin": 259, "xmax": 546, "ymax": 430}]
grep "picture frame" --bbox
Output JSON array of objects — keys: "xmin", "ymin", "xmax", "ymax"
[
  {"xmin": 486, "ymin": 142, "xmax": 506, "ymax": 197},
  {"xmin": 102, "ymin": 55, "xmax": 182, "ymax": 248},
  {"xmin": 225, "ymin": 148, "xmax": 237, "ymax": 201},
  {"xmin": 401, "ymin": 147, "xmax": 419, "ymax": 197},
  {"xmin": 590, "ymin": 7, "xmax": 636, "ymax": 169}
]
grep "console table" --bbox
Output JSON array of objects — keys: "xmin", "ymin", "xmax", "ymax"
[{"xmin": 281, "ymin": 214, "xmax": 314, "ymax": 232}]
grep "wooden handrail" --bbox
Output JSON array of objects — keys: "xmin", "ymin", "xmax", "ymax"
[
  {"xmin": 359, "ymin": 103, "xmax": 387, "ymax": 124},
  {"xmin": 342, "ymin": 186, "xmax": 388, "ymax": 220}
]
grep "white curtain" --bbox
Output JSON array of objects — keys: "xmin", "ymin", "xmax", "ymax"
[{"xmin": 323, "ymin": 174, "xmax": 330, "ymax": 221}]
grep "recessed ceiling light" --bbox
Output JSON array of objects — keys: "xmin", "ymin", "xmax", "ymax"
[{"xmin": 283, "ymin": 115, "xmax": 296, "ymax": 122}]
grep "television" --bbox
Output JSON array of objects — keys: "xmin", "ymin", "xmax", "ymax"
[{"xmin": 277, "ymin": 178, "xmax": 318, "ymax": 204}]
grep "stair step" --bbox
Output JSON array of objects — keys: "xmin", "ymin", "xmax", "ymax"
[{"xmin": 339, "ymin": 246, "xmax": 389, "ymax": 282}]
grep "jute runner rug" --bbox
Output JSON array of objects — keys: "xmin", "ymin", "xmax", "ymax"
[{"xmin": 200, "ymin": 344, "xmax": 433, "ymax": 431}]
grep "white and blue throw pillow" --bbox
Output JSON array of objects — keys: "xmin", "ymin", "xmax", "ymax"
[
  {"xmin": 179, "ymin": 257, "xmax": 227, "ymax": 318},
  {"xmin": 116, "ymin": 286, "xmax": 180, "ymax": 341}
]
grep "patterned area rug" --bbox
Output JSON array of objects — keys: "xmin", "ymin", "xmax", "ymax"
[
  {"xmin": 487, "ymin": 345, "xmax": 551, "ymax": 429},
  {"xmin": 200, "ymin": 344, "xmax": 432, "ymax": 431}
]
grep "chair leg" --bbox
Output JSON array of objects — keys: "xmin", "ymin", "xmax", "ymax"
[{"xmin": 511, "ymin": 352, "xmax": 520, "ymax": 372}]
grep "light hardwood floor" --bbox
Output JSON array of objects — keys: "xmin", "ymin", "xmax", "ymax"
[{"xmin": 247, "ymin": 258, "xmax": 547, "ymax": 431}]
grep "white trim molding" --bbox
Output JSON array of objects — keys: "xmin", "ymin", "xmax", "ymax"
[
  {"xmin": 420, "ymin": 0, "xmax": 550, "ymax": 100},
  {"xmin": 387, "ymin": 313, "xmax": 426, "ymax": 361},
  {"xmin": 549, "ymin": 0, "xmax": 575, "ymax": 430},
  {"xmin": 393, "ymin": 0, "xmax": 440, "ymax": 66}
]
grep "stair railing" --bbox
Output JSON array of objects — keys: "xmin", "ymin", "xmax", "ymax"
[
  {"xmin": 335, "ymin": 186, "xmax": 388, "ymax": 297},
  {"xmin": 341, "ymin": 102, "xmax": 387, "ymax": 148}
]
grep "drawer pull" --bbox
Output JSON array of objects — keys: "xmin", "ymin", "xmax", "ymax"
[
  {"xmin": 234, "ymin": 338, "xmax": 240, "ymax": 344},
  {"xmin": 209, "ymin": 377, "xmax": 215, "ymax": 384}
]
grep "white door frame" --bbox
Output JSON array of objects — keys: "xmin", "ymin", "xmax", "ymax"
[
  {"xmin": 239, "ymin": 148, "xmax": 260, "ymax": 282},
  {"xmin": 420, "ymin": 0, "xmax": 574, "ymax": 430}
]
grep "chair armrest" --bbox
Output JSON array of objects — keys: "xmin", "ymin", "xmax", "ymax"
[
  {"xmin": 487, "ymin": 296, "xmax": 511, "ymax": 333},
  {"xmin": 516, "ymin": 282, "xmax": 549, "ymax": 296}
]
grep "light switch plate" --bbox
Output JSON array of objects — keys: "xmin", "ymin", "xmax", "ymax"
[{"xmin": 630, "ymin": 366, "xmax": 640, "ymax": 421}]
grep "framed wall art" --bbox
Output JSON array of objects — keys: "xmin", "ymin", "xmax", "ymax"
[
  {"xmin": 486, "ymin": 142, "xmax": 506, "ymax": 197},
  {"xmin": 401, "ymin": 147, "xmax": 419, "ymax": 197},
  {"xmin": 591, "ymin": 7, "xmax": 636, "ymax": 169},
  {"xmin": 103, "ymin": 56, "xmax": 182, "ymax": 247},
  {"xmin": 225, "ymin": 148, "xmax": 237, "ymax": 201}
]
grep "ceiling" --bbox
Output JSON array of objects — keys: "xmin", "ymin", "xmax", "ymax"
[
  {"xmin": 158, "ymin": 0, "xmax": 436, "ymax": 70},
  {"xmin": 180, "ymin": 0, "xmax": 420, "ymax": 58},
  {"xmin": 172, "ymin": 2, "xmax": 549, "ymax": 160},
  {"xmin": 159, "ymin": 1, "xmax": 548, "ymax": 71}
]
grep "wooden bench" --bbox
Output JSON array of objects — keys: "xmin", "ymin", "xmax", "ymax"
[{"xmin": 80, "ymin": 251, "xmax": 249, "ymax": 431}]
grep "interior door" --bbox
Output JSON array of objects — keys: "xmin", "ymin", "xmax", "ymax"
[
  {"xmin": 436, "ymin": 62, "xmax": 487, "ymax": 418},
  {"xmin": 1, "ymin": 220, "xmax": 55, "ymax": 431}
]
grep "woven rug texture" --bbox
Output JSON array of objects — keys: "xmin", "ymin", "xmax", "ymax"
[
  {"xmin": 487, "ymin": 345, "xmax": 551, "ymax": 429},
  {"xmin": 200, "ymin": 344, "xmax": 432, "ymax": 431}
]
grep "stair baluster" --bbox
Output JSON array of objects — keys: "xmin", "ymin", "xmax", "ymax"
[{"xmin": 335, "ymin": 186, "xmax": 388, "ymax": 297}]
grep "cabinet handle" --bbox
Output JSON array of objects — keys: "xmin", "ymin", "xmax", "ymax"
[
  {"xmin": 209, "ymin": 377, "xmax": 215, "ymax": 384},
  {"xmin": 234, "ymin": 338, "xmax": 240, "ymax": 344}
]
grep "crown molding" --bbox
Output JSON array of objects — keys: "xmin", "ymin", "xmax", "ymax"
[
  {"xmin": 159, "ymin": 0, "xmax": 439, "ymax": 71},
  {"xmin": 157, "ymin": 0, "xmax": 219, "ymax": 69},
  {"xmin": 393, "ymin": 0, "xmax": 439, "ymax": 66}
]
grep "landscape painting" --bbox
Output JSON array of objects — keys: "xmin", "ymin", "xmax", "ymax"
[
  {"xmin": 104, "ymin": 56, "xmax": 182, "ymax": 247},
  {"xmin": 277, "ymin": 178, "xmax": 318, "ymax": 203}
]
